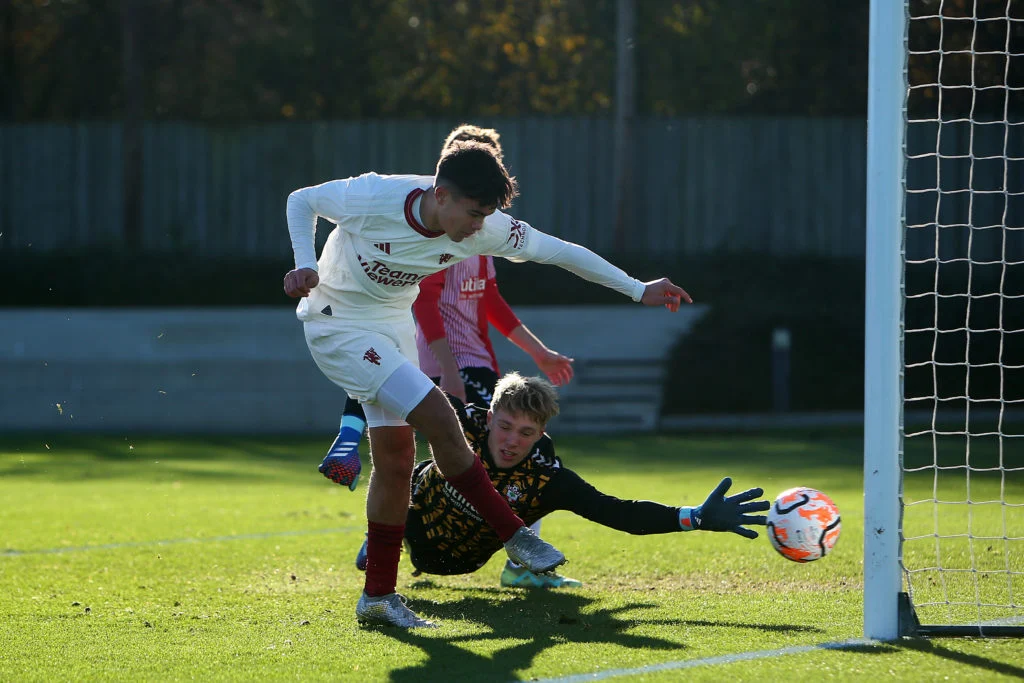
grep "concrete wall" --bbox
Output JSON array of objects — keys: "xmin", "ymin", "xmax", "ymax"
[{"xmin": 0, "ymin": 306, "xmax": 707, "ymax": 435}]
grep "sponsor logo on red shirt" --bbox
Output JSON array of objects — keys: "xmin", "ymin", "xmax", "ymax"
[{"xmin": 459, "ymin": 276, "xmax": 487, "ymax": 300}]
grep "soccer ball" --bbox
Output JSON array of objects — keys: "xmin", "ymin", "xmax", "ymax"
[{"xmin": 766, "ymin": 487, "xmax": 841, "ymax": 563}]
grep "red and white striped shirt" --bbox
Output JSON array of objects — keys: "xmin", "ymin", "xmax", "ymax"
[{"xmin": 414, "ymin": 255, "xmax": 521, "ymax": 376}]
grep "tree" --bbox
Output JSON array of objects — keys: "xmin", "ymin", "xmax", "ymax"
[
  {"xmin": 907, "ymin": 0, "xmax": 1024, "ymax": 121},
  {"xmin": 6, "ymin": 0, "xmax": 878, "ymax": 121},
  {"xmin": 636, "ymin": 0, "xmax": 869, "ymax": 116}
]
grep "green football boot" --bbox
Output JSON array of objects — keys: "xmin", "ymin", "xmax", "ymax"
[{"xmin": 500, "ymin": 562, "xmax": 582, "ymax": 588}]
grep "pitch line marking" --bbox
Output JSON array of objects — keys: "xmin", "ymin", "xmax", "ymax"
[
  {"xmin": 530, "ymin": 638, "xmax": 879, "ymax": 683},
  {"xmin": 0, "ymin": 526, "xmax": 361, "ymax": 557}
]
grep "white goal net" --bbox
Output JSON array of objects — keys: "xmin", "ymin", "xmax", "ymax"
[{"xmin": 898, "ymin": 0, "xmax": 1024, "ymax": 635}]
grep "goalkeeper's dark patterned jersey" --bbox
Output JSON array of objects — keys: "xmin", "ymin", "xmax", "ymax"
[{"xmin": 404, "ymin": 399, "xmax": 683, "ymax": 575}]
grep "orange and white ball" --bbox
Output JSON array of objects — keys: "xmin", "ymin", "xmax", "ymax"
[{"xmin": 767, "ymin": 487, "xmax": 841, "ymax": 562}]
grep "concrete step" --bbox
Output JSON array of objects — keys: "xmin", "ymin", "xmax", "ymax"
[{"xmin": 553, "ymin": 404, "xmax": 659, "ymax": 432}]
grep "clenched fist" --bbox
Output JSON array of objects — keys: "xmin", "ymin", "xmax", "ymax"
[{"xmin": 284, "ymin": 268, "xmax": 319, "ymax": 298}]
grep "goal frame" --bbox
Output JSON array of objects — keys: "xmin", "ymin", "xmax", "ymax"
[
  {"xmin": 864, "ymin": 0, "xmax": 905, "ymax": 643},
  {"xmin": 864, "ymin": 0, "xmax": 1024, "ymax": 640}
]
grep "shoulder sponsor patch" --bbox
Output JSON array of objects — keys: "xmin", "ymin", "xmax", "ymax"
[{"xmin": 506, "ymin": 219, "xmax": 528, "ymax": 249}]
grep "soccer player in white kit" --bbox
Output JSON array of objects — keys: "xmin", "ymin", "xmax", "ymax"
[
  {"xmin": 319, "ymin": 125, "xmax": 578, "ymax": 590},
  {"xmin": 284, "ymin": 141, "xmax": 691, "ymax": 627},
  {"xmin": 320, "ymin": 126, "xmax": 573, "ymax": 495}
]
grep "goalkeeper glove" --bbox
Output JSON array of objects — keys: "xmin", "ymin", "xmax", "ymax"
[
  {"xmin": 318, "ymin": 427, "xmax": 363, "ymax": 491},
  {"xmin": 678, "ymin": 477, "xmax": 769, "ymax": 539}
]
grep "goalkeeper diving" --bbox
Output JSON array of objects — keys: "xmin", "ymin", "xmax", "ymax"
[{"xmin": 354, "ymin": 371, "xmax": 770, "ymax": 584}]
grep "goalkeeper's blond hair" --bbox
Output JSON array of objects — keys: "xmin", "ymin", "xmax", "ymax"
[{"xmin": 491, "ymin": 372, "xmax": 559, "ymax": 426}]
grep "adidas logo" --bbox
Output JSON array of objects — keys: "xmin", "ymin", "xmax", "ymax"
[{"xmin": 373, "ymin": 242, "xmax": 391, "ymax": 255}]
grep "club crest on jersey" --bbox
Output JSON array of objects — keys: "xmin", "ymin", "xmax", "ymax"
[
  {"xmin": 363, "ymin": 347, "xmax": 382, "ymax": 365},
  {"xmin": 506, "ymin": 219, "xmax": 527, "ymax": 249},
  {"xmin": 439, "ymin": 253, "xmax": 454, "ymax": 265}
]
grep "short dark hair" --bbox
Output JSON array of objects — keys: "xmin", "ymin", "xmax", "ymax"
[
  {"xmin": 443, "ymin": 124, "xmax": 503, "ymax": 160},
  {"xmin": 435, "ymin": 140, "xmax": 519, "ymax": 210}
]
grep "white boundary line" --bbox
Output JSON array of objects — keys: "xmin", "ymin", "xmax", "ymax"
[
  {"xmin": 530, "ymin": 639, "xmax": 880, "ymax": 683},
  {"xmin": 0, "ymin": 526, "xmax": 360, "ymax": 557}
]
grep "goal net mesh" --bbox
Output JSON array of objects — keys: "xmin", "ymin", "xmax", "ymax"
[{"xmin": 901, "ymin": 0, "xmax": 1024, "ymax": 629}]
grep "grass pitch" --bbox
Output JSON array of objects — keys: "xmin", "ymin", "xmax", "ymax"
[{"xmin": 1, "ymin": 431, "xmax": 1022, "ymax": 681}]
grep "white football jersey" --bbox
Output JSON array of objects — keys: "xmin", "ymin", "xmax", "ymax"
[
  {"xmin": 287, "ymin": 172, "xmax": 644, "ymax": 323},
  {"xmin": 287, "ymin": 173, "xmax": 538, "ymax": 323}
]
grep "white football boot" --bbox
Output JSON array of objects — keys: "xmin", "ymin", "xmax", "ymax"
[
  {"xmin": 355, "ymin": 592, "xmax": 437, "ymax": 629},
  {"xmin": 503, "ymin": 526, "xmax": 566, "ymax": 574}
]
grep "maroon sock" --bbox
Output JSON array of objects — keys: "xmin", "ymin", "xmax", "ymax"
[
  {"xmin": 446, "ymin": 457, "xmax": 524, "ymax": 542},
  {"xmin": 363, "ymin": 521, "xmax": 405, "ymax": 597}
]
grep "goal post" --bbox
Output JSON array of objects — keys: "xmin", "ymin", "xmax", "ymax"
[
  {"xmin": 865, "ymin": 0, "xmax": 1024, "ymax": 640},
  {"xmin": 864, "ymin": 0, "xmax": 906, "ymax": 643}
]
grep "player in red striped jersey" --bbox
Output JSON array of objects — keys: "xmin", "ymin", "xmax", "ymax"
[
  {"xmin": 414, "ymin": 126, "xmax": 572, "ymax": 406},
  {"xmin": 415, "ymin": 254, "xmax": 572, "ymax": 405}
]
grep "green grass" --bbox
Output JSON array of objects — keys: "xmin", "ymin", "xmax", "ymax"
[{"xmin": 1, "ymin": 431, "xmax": 1022, "ymax": 682}]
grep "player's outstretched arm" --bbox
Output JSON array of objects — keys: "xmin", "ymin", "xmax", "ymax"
[
  {"xmin": 485, "ymin": 277, "xmax": 575, "ymax": 386},
  {"xmin": 508, "ymin": 228, "xmax": 693, "ymax": 310},
  {"xmin": 679, "ymin": 477, "xmax": 770, "ymax": 539},
  {"xmin": 507, "ymin": 325, "xmax": 575, "ymax": 386},
  {"xmin": 427, "ymin": 338, "xmax": 467, "ymax": 402},
  {"xmin": 640, "ymin": 278, "xmax": 693, "ymax": 312}
]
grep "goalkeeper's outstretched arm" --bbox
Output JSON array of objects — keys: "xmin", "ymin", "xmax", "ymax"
[{"xmin": 541, "ymin": 471, "xmax": 769, "ymax": 539}]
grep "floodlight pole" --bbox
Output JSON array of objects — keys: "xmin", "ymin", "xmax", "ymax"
[{"xmin": 864, "ymin": 0, "xmax": 906, "ymax": 642}]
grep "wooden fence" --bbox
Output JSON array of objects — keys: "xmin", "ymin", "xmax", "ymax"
[{"xmin": 1, "ymin": 117, "xmax": 1020, "ymax": 260}]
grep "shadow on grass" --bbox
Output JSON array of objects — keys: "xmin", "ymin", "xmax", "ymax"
[
  {"xmin": 366, "ymin": 587, "xmax": 823, "ymax": 683},
  {"xmin": 825, "ymin": 637, "xmax": 1024, "ymax": 678},
  {"xmin": 674, "ymin": 618, "xmax": 822, "ymax": 634},
  {"xmin": 4, "ymin": 431, "xmax": 1016, "ymax": 493},
  {"xmin": 381, "ymin": 590, "xmax": 678, "ymax": 683},
  {"xmin": 9, "ymin": 428, "xmax": 967, "ymax": 485},
  {"xmin": 895, "ymin": 637, "xmax": 1024, "ymax": 679}
]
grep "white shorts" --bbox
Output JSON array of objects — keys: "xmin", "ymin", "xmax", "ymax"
[{"xmin": 303, "ymin": 316, "xmax": 434, "ymax": 427}]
